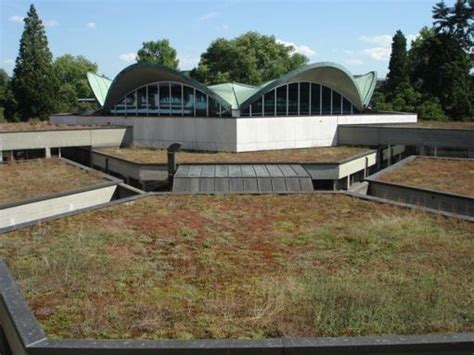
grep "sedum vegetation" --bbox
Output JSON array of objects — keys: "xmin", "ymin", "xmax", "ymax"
[
  {"xmin": 379, "ymin": 157, "xmax": 474, "ymax": 196},
  {"xmin": 1, "ymin": 194, "xmax": 472, "ymax": 339}
]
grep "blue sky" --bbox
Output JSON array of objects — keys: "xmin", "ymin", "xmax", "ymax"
[{"xmin": 1, "ymin": 0, "xmax": 439, "ymax": 80}]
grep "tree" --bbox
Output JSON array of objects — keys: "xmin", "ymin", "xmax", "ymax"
[
  {"xmin": 11, "ymin": 4, "xmax": 57, "ymax": 120},
  {"xmin": 53, "ymin": 54, "xmax": 98, "ymax": 112},
  {"xmin": 385, "ymin": 30, "xmax": 410, "ymax": 94},
  {"xmin": 0, "ymin": 69, "xmax": 9, "ymax": 121},
  {"xmin": 410, "ymin": 31, "xmax": 472, "ymax": 119},
  {"xmin": 432, "ymin": 0, "xmax": 473, "ymax": 50},
  {"xmin": 191, "ymin": 32, "xmax": 309, "ymax": 85},
  {"xmin": 136, "ymin": 39, "xmax": 179, "ymax": 69}
]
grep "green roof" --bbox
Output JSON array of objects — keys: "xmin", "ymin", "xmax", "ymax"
[
  {"xmin": 88, "ymin": 62, "xmax": 377, "ymax": 113},
  {"xmin": 208, "ymin": 83, "xmax": 259, "ymax": 110},
  {"xmin": 87, "ymin": 72, "xmax": 112, "ymax": 106}
]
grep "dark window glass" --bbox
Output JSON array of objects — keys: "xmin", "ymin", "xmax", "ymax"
[
  {"xmin": 208, "ymin": 97, "xmax": 220, "ymax": 117},
  {"xmin": 300, "ymin": 82, "xmax": 310, "ymax": 115},
  {"xmin": 113, "ymin": 97, "xmax": 126, "ymax": 115},
  {"xmin": 148, "ymin": 85, "xmax": 158, "ymax": 115},
  {"xmin": 322, "ymin": 86, "xmax": 331, "ymax": 115},
  {"xmin": 221, "ymin": 106, "xmax": 231, "ymax": 117},
  {"xmin": 276, "ymin": 85, "xmax": 287, "ymax": 115},
  {"xmin": 343, "ymin": 97, "xmax": 352, "ymax": 115},
  {"xmin": 195, "ymin": 90, "xmax": 207, "ymax": 116},
  {"xmin": 171, "ymin": 83, "xmax": 183, "ymax": 115},
  {"xmin": 125, "ymin": 91, "xmax": 137, "ymax": 115},
  {"xmin": 264, "ymin": 90, "xmax": 275, "ymax": 116},
  {"xmin": 251, "ymin": 97, "xmax": 262, "ymax": 116},
  {"xmin": 183, "ymin": 86, "xmax": 194, "ymax": 116},
  {"xmin": 241, "ymin": 105, "xmax": 250, "ymax": 116},
  {"xmin": 288, "ymin": 83, "xmax": 298, "ymax": 115},
  {"xmin": 159, "ymin": 83, "xmax": 170, "ymax": 116},
  {"xmin": 311, "ymin": 83, "xmax": 320, "ymax": 115},
  {"xmin": 137, "ymin": 87, "xmax": 147, "ymax": 115},
  {"xmin": 332, "ymin": 91, "xmax": 342, "ymax": 115}
]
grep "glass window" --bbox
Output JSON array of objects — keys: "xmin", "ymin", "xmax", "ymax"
[
  {"xmin": 195, "ymin": 90, "xmax": 207, "ymax": 116},
  {"xmin": 183, "ymin": 86, "xmax": 194, "ymax": 116},
  {"xmin": 276, "ymin": 85, "xmax": 287, "ymax": 116},
  {"xmin": 208, "ymin": 97, "xmax": 220, "ymax": 117},
  {"xmin": 251, "ymin": 97, "xmax": 262, "ymax": 116},
  {"xmin": 221, "ymin": 106, "xmax": 231, "ymax": 117},
  {"xmin": 241, "ymin": 105, "xmax": 250, "ymax": 117},
  {"xmin": 332, "ymin": 91, "xmax": 342, "ymax": 115},
  {"xmin": 171, "ymin": 83, "xmax": 183, "ymax": 115},
  {"xmin": 137, "ymin": 87, "xmax": 147, "ymax": 115},
  {"xmin": 113, "ymin": 97, "xmax": 126, "ymax": 115},
  {"xmin": 264, "ymin": 90, "xmax": 275, "ymax": 116},
  {"xmin": 148, "ymin": 84, "xmax": 158, "ymax": 115},
  {"xmin": 321, "ymin": 86, "xmax": 331, "ymax": 115},
  {"xmin": 343, "ymin": 97, "xmax": 352, "ymax": 115},
  {"xmin": 288, "ymin": 83, "xmax": 298, "ymax": 115},
  {"xmin": 299, "ymin": 82, "xmax": 310, "ymax": 115},
  {"xmin": 311, "ymin": 83, "xmax": 320, "ymax": 115},
  {"xmin": 159, "ymin": 83, "xmax": 170, "ymax": 116},
  {"xmin": 125, "ymin": 91, "xmax": 137, "ymax": 115}
]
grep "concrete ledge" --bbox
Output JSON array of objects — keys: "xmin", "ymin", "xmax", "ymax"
[
  {"xmin": 364, "ymin": 156, "xmax": 474, "ymax": 217},
  {"xmin": 0, "ymin": 257, "xmax": 472, "ymax": 355}
]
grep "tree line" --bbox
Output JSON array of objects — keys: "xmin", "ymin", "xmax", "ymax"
[{"xmin": 0, "ymin": 1, "xmax": 472, "ymax": 122}]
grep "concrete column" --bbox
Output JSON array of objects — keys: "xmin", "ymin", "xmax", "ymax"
[
  {"xmin": 346, "ymin": 176, "xmax": 350, "ymax": 190},
  {"xmin": 434, "ymin": 146, "xmax": 438, "ymax": 157},
  {"xmin": 387, "ymin": 145, "xmax": 392, "ymax": 166},
  {"xmin": 364, "ymin": 157, "xmax": 368, "ymax": 177},
  {"xmin": 10, "ymin": 151, "xmax": 14, "ymax": 161},
  {"xmin": 58, "ymin": 147, "xmax": 62, "ymax": 158},
  {"xmin": 45, "ymin": 147, "xmax": 51, "ymax": 158},
  {"xmin": 0, "ymin": 151, "xmax": 3, "ymax": 162},
  {"xmin": 376, "ymin": 146, "xmax": 382, "ymax": 170},
  {"xmin": 332, "ymin": 180, "xmax": 337, "ymax": 191}
]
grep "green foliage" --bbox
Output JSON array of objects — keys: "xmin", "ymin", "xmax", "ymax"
[
  {"xmin": 53, "ymin": 54, "xmax": 98, "ymax": 113},
  {"xmin": 191, "ymin": 32, "xmax": 309, "ymax": 85},
  {"xmin": 136, "ymin": 39, "xmax": 179, "ymax": 69},
  {"xmin": 432, "ymin": 0, "xmax": 473, "ymax": 50},
  {"xmin": 0, "ymin": 69, "xmax": 9, "ymax": 121},
  {"xmin": 11, "ymin": 4, "xmax": 57, "ymax": 120},
  {"xmin": 385, "ymin": 30, "xmax": 409, "ymax": 93}
]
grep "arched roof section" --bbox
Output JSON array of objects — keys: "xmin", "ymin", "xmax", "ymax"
[
  {"xmin": 101, "ymin": 63, "xmax": 233, "ymax": 111},
  {"xmin": 87, "ymin": 72, "xmax": 112, "ymax": 107},
  {"xmin": 239, "ymin": 62, "xmax": 377, "ymax": 112}
]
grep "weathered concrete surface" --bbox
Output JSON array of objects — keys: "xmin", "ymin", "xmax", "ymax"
[
  {"xmin": 338, "ymin": 124, "xmax": 474, "ymax": 149},
  {"xmin": 0, "ymin": 127, "xmax": 131, "ymax": 152},
  {"xmin": 0, "ymin": 184, "xmax": 117, "ymax": 230},
  {"xmin": 51, "ymin": 114, "xmax": 416, "ymax": 152}
]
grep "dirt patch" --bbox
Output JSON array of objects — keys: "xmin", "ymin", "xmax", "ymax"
[
  {"xmin": 416, "ymin": 120, "xmax": 474, "ymax": 130},
  {"xmin": 1, "ymin": 194, "xmax": 472, "ymax": 339},
  {"xmin": 0, "ymin": 158, "xmax": 104, "ymax": 204},
  {"xmin": 98, "ymin": 146, "xmax": 370, "ymax": 164},
  {"xmin": 379, "ymin": 157, "xmax": 474, "ymax": 196}
]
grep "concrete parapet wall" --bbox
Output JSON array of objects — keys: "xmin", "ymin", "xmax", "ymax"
[
  {"xmin": 366, "ymin": 156, "xmax": 474, "ymax": 217},
  {"xmin": 338, "ymin": 124, "xmax": 474, "ymax": 149},
  {"xmin": 51, "ymin": 114, "xmax": 416, "ymax": 152},
  {"xmin": 0, "ymin": 127, "xmax": 131, "ymax": 151},
  {"xmin": 0, "ymin": 183, "xmax": 118, "ymax": 231}
]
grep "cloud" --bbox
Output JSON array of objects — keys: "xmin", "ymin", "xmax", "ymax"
[
  {"xmin": 44, "ymin": 19, "xmax": 59, "ymax": 27},
  {"xmin": 178, "ymin": 53, "xmax": 200, "ymax": 70},
  {"xmin": 86, "ymin": 22, "xmax": 96, "ymax": 29},
  {"xmin": 119, "ymin": 52, "xmax": 137, "ymax": 63},
  {"xmin": 9, "ymin": 15, "xmax": 24, "ymax": 23},
  {"xmin": 362, "ymin": 47, "xmax": 391, "ymax": 61},
  {"xmin": 3, "ymin": 59, "xmax": 15, "ymax": 66},
  {"xmin": 199, "ymin": 11, "xmax": 219, "ymax": 21},
  {"xmin": 344, "ymin": 58, "xmax": 363, "ymax": 65},
  {"xmin": 359, "ymin": 34, "xmax": 392, "ymax": 46},
  {"xmin": 277, "ymin": 39, "xmax": 316, "ymax": 58}
]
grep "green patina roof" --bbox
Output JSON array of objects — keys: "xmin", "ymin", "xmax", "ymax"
[
  {"xmin": 87, "ymin": 72, "xmax": 112, "ymax": 106},
  {"xmin": 88, "ymin": 62, "xmax": 377, "ymax": 112},
  {"xmin": 208, "ymin": 83, "xmax": 260, "ymax": 110}
]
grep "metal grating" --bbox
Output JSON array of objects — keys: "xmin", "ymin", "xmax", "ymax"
[{"xmin": 173, "ymin": 164, "xmax": 313, "ymax": 193}]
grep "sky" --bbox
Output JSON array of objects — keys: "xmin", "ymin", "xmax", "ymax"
[{"xmin": 1, "ymin": 0, "xmax": 440, "ymax": 80}]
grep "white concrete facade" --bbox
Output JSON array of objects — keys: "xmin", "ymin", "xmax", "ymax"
[
  {"xmin": 51, "ymin": 113, "xmax": 417, "ymax": 152},
  {"xmin": 0, "ymin": 185, "xmax": 117, "ymax": 230}
]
